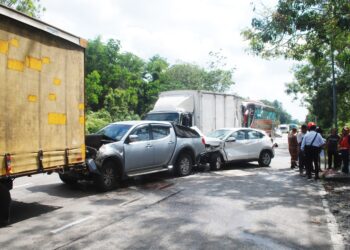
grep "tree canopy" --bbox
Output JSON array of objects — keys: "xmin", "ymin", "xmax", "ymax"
[
  {"xmin": 243, "ymin": 0, "xmax": 350, "ymax": 129},
  {"xmin": 0, "ymin": 0, "xmax": 45, "ymax": 17},
  {"xmin": 85, "ymin": 37, "xmax": 236, "ymax": 132}
]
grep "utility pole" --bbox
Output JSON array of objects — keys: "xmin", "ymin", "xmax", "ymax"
[{"xmin": 331, "ymin": 39, "xmax": 337, "ymax": 130}]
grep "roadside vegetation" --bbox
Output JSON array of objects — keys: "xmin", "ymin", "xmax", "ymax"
[
  {"xmin": 243, "ymin": 0, "xmax": 350, "ymax": 130},
  {"xmin": 3, "ymin": 0, "xmax": 297, "ymax": 133}
]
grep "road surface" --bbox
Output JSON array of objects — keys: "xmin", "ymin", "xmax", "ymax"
[{"xmin": 0, "ymin": 135, "xmax": 342, "ymax": 249}]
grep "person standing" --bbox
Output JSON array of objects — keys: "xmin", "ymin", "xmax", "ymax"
[
  {"xmin": 339, "ymin": 127, "xmax": 350, "ymax": 174},
  {"xmin": 326, "ymin": 128, "xmax": 340, "ymax": 169},
  {"xmin": 301, "ymin": 125, "xmax": 325, "ymax": 180},
  {"xmin": 288, "ymin": 127, "xmax": 299, "ymax": 169},
  {"xmin": 297, "ymin": 124, "xmax": 308, "ymax": 174}
]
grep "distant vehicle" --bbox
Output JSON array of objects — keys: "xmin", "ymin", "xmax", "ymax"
[
  {"xmin": 274, "ymin": 128, "xmax": 283, "ymax": 138},
  {"xmin": 278, "ymin": 124, "xmax": 290, "ymax": 133},
  {"xmin": 144, "ymin": 90, "xmax": 243, "ymax": 134},
  {"xmin": 86, "ymin": 121, "xmax": 205, "ymax": 191},
  {"xmin": 242, "ymin": 101, "xmax": 277, "ymax": 136},
  {"xmin": 205, "ymin": 128, "xmax": 275, "ymax": 170}
]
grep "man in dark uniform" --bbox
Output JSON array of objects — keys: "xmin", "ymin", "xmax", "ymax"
[{"xmin": 301, "ymin": 124, "xmax": 325, "ymax": 180}]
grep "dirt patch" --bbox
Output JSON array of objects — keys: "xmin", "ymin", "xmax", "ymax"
[{"xmin": 323, "ymin": 180, "xmax": 350, "ymax": 245}]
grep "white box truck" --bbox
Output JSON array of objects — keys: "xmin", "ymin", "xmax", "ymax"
[{"xmin": 145, "ymin": 90, "xmax": 243, "ymax": 134}]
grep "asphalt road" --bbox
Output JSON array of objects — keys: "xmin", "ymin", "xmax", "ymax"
[{"xmin": 0, "ymin": 135, "xmax": 342, "ymax": 249}]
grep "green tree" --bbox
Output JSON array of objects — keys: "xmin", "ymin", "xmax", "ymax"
[
  {"xmin": 0, "ymin": 0, "xmax": 45, "ymax": 17},
  {"xmin": 159, "ymin": 62, "xmax": 234, "ymax": 93},
  {"xmin": 261, "ymin": 99, "xmax": 293, "ymax": 124},
  {"xmin": 243, "ymin": 0, "xmax": 350, "ymax": 128},
  {"xmin": 85, "ymin": 70, "xmax": 103, "ymax": 110}
]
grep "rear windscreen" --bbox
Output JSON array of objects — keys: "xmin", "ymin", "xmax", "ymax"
[{"xmin": 174, "ymin": 125, "xmax": 200, "ymax": 138}]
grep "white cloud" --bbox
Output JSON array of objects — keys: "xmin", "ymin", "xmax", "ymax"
[{"xmin": 42, "ymin": 0, "xmax": 308, "ymax": 121}]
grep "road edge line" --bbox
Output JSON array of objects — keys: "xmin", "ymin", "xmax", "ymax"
[{"xmin": 317, "ymin": 183, "xmax": 345, "ymax": 250}]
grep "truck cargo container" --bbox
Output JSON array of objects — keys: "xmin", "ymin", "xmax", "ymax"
[
  {"xmin": 144, "ymin": 90, "xmax": 243, "ymax": 134},
  {"xmin": 0, "ymin": 5, "xmax": 86, "ymax": 225}
]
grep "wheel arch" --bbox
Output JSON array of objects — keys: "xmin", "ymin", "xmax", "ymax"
[
  {"xmin": 101, "ymin": 156, "xmax": 124, "ymax": 178},
  {"xmin": 176, "ymin": 146, "xmax": 196, "ymax": 164}
]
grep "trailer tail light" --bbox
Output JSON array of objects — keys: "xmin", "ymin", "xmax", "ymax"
[
  {"xmin": 5, "ymin": 153, "xmax": 12, "ymax": 175},
  {"xmin": 201, "ymin": 137, "xmax": 206, "ymax": 145}
]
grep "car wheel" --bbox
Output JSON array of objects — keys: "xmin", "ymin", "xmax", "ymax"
[
  {"xmin": 175, "ymin": 153, "xmax": 193, "ymax": 176},
  {"xmin": 94, "ymin": 161, "xmax": 119, "ymax": 192},
  {"xmin": 259, "ymin": 151, "xmax": 272, "ymax": 167},
  {"xmin": 210, "ymin": 153, "xmax": 223, "ymax": 171},
  {"xmin": 59, "ymin": 173, "xmax": 78, "ymax": 186}
]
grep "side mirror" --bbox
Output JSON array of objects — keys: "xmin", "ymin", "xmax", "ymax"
[
  {"xmin": 226, "ymin": 137, "xmax": 236, "ymax": 142},
  {"xmin": 128, "ymin": 134, "xmax": 139, "ymax": 143}
]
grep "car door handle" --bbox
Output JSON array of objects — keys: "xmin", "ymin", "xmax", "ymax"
[
  {"xmin": 146, "ymin": 144, "xmax": 153, "ymax": 148},
  {"xmin": 168, "ymin": 141, "xmax": 174, "ymax": 144}
]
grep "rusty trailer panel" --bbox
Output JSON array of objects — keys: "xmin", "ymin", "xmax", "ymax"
[{"xmin": 0, "ymin": 5, "xmax": 85, "ymax": 177}]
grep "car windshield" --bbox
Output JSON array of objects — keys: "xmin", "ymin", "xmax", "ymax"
[
  {"xmin": 144, "ymin": 113, "xmax": 179, "ymax": 123},
  {"xmin": 96, "ymin": 124, "xmax": 132, "ymax": 141},
  {"xmin": 206, "ymin": 129, "xmax": 232, "ymax": 140}
]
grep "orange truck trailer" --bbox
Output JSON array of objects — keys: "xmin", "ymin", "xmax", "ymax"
[{"xmin": 0, "ymin": 5, "xmax": 87, "ymax": 225}]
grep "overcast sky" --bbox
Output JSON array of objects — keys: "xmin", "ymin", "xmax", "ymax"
[{"xmin": 42, "ymin": 0, "xmax": 308, "ymax": 121}]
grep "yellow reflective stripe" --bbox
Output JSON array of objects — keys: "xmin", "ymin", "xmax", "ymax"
[{"xmin": 48, "ymin": 113, "xmax": 66, "ymax": 125}]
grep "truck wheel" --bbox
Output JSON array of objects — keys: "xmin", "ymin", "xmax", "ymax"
[
  {"xmin": 259, "ymin": 151, "xmax": 272, "ymax": 167},
  {"xmin": 210, "ymin": 153, "xmax": 223, "ymax": 171},
  {"xmin": 94, "ymin": 161, "xmax": 119, "ymax": 192},
  {"xmin": 0, "ymin": 183, "xmax": 11, "ymax": 227},
  {"xmin": 59, "ymin": 173, "xmax": 78, "ymax": 186},
  {"xmin": 175, "ymin": 153, "xmax": 193, "ymax": 177}
]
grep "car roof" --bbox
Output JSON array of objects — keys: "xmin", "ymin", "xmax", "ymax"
[
  {"xmin": 214, "ymin": 127, "xmax": 267, "ymax": 134},
  {"xmin": 109, "ymin": 120, "xmax": 172, "ymax": 126}
]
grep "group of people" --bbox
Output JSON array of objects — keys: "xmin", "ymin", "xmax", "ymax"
[{"xmin": 288, "ymin": 123, "xmax": 350, "ymax": 180}]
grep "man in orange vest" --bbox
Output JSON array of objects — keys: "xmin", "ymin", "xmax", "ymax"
[{"xmin": 339, "ymin": 127, "xmax": 350, "ymax": 174}]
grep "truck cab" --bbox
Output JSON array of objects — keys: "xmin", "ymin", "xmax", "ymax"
[{"xmin": 144, "ymin": 111, "xmax": 193, "ymax": 127}]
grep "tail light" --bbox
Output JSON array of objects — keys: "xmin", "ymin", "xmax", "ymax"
[
  {"xmin": 5, "ymin": 153, "xmax": 12, "ymax": 175},
  {"xmin": 201, "ymin": 136, "xmax": 206, "ymax": 145}
]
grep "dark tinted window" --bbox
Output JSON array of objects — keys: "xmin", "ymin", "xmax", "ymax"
[
  {"xmin": 174, "ymin": 125, "xmax": 200, "ymax": 138},
  {"xmin": 144, "ymin": 113, "xmax": 180, "ymax": 123},
  {"xmin": 130, "ymin": 125, "xmax": 150, "ymax": 141},
  {"xmin": 247, "ymin": 130, "xmax": 264, "ymax": 140},
  {"xmin": 152, "ymin": 125, "xmax": 170, "ymax": 140},
  {"xmin": 231, "ymin": 130, "xmax": 245, "ymax": 140}
]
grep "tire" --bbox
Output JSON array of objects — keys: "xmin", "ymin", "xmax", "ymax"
[
  {"xmin": 175, "ymin": 153, "xmax": 193, "ymax": 177},
  {"xmin": 210, "ymin": 153, "xmax": 223, "ymax": 171},
  {"xmin": 259, "ymin": 150, "xmax": 272, "ymax": 167},
  {"xmin": 94, "ymin": 161, "xmax": 119, "ymax": 192},
  {"xmin": 59, "ymin": 173, "xmax": 78, "ymax": 186}
]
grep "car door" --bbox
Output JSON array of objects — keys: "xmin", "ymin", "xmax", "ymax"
[
  {"xmin": 151, "ymin": 124, "xmax": 176, "ymax": 167},
  {"xmin": 224, "ymin": 130, "xmax": 248, "ymax": 161},
  {"xmin": 124, "ymin": 124, "xmax": 154, "ymax": 171},
  {"xmin": 245, "ymin": 130, "xmax": 264, "ymax": 158}
]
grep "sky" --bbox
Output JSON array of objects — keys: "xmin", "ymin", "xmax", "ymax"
[{"xmin": 41, "ymin": 0, "xmax": 308, "ymax": 121}]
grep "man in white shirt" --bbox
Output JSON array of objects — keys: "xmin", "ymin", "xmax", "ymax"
[
  {"xmin": 297, "ymin": 124, "xmax": 308, "ymax": 175},
  {"xmin": 301, "ymin": 124, "xmax": 325, "ymax": 180}
]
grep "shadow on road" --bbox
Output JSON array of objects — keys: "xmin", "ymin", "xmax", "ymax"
[
  {"xmin": 26, "ymin": 182, "xmax": 97, "ymax": 198},
  {"xmin": 9, "ymin": 201, "xmax": 61, "ymax": 225}
]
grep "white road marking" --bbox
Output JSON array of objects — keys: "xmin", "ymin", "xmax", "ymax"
[
  {"xmin": 51, "ymin": 216, "xmax": 94, "ymax": 234},
  {"xmin": 13, "ymin": 183, "xmax": 33, "ymax": 189},
  {"xmin": 119, "ymin": 197, "xmax": 142, "ymax": 207}
]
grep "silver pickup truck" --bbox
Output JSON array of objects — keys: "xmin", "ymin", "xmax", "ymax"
[{"xmin": 84, "ymin": 121, "xmax": 205, "ymax": 191}]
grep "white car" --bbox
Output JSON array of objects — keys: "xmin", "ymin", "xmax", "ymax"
[
  {"xmin": 205, "ymin": 128, "xmax": 275, "ymax": 170},
  {"xmin": 278, "ymin": 124, "xmax": 289, "ymax": 133}
]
